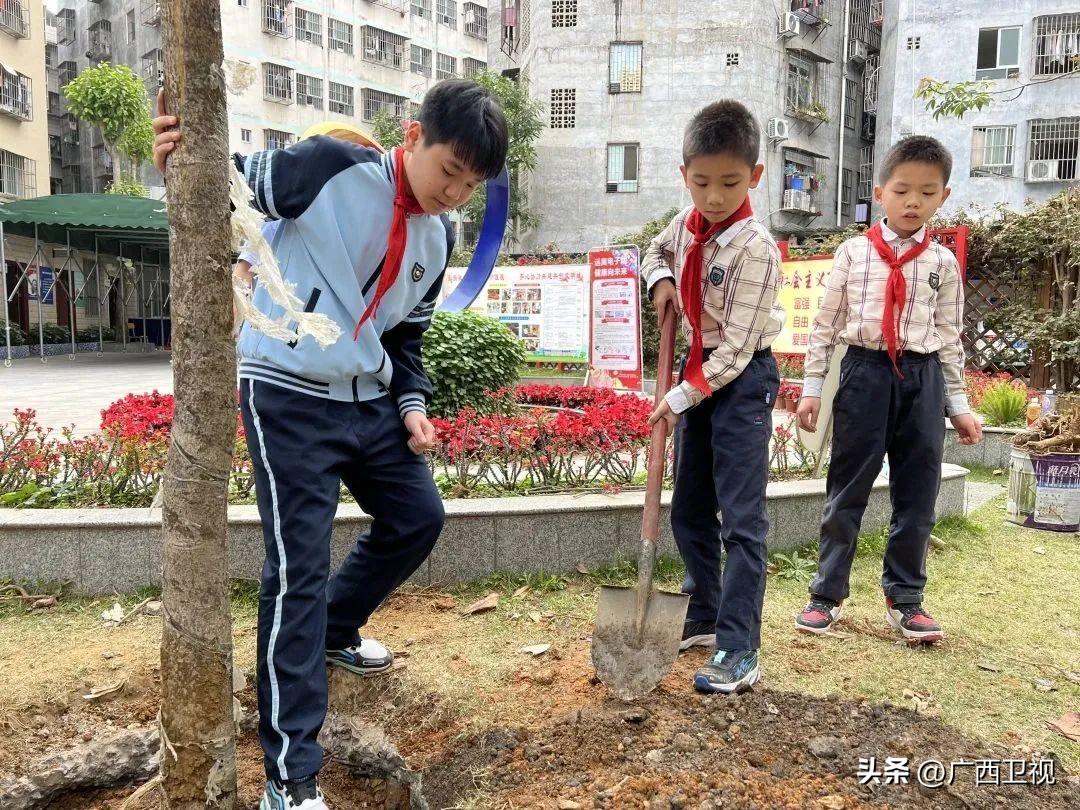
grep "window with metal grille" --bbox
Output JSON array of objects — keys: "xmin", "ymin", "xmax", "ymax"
[
  {"xmin": 552, "ymin": 0, "xmax": 577, "ymax": 28},
  {"xmin": 364, "ymin": 27, "xmax": 408, "ymax": 70},
  {"xmin": 0, "ymin": 0, "xmax": 30, "ymax": 39},
  {"xmin": 976, "ymin": 27, "xmax": 1020, "ymax": 80},
  {"xmin": 296, "ymin": 8, "xmax": 323, "ymax": 46},
  {"xmin": 0, "ymin": 149, "xmax": 36, "ymax": 199},
  {"xmin": 906, "ymin": 36, "xmax": 920, "ymax": 50},
  {"xmin": 362, "ymin": 88, "xmax": 408, "ymax": 122},
  {"xmin": 48, "ymin": 92, "xmax": 60, "ymax": 116},
  {"xmin": 863, "ymin": 53, "xmax": 879, "ymax": 115},
  {"xmin": 56, "ymin": 8, "xmax": 75, "ymax": 44},
  {"xmin": 970, "ymin": 126, "xmax": 1015, "ymax": 176},
  {"xmin": 1026, "ymin": 118, "xmax": 1079, "ymax": 181},
  {"xmin": 412, "ymin": 0, "xmax": 432, "ymax": 20},
  {"xmin": 1033, "ymin": 14, "xmax": 1080, "ymax": 76},
  {"xmin": 726, "ymin": 53, "xmax": 739, "ymax": 67},
  {"xmin": 847, "ymin": 0, "xmax": 880, "ymax": 52},
  {"xmin": 59, "ymin": 61, "xmax": 77, "ymax": 86},
  {"xmin": 841, "ymin": 168, "xmax": 854, "ymax": 217},
  {"xmin": 329, "ymin": 18, "xmax": 353, "ymax": 53},
  {"xmin": 262, "ymin": 0, "xmax": 290, "ymax": 37},
  {"xmin": 127, "ymin": 10, "xmax": 135, "ymax": 43},
  {"xmin": 786, "ymin": 54, "xmax": 826, "ymax": 116},
  {"xmin": 844, "ymin": 76, "xmax": 859, "ymax": 129},
  {"xmin": 45, "ymin": 44, "xmax": 57, "ymax": 70},
  {"xmin": 550, "ymin": 87, "xmax": 575, "ymax": 128},
  {"xmin": 263, "ymin": 63, "xmax": 293, "ymax": 103},
  {"xmin": 141, "ymin": 0, "xmax": 162, "ymax": 27},
  {"xmin": 437, "ymin": 53, "xmax": 457, "ymax": 79},
  {"xmin": 464, "ymin": 57, "xmax": 486, "ymax": 78},
  {"xmin": 64, "ymin": 113, "xmax": 80, "ymax": 146},
  {"xmin": 609, "ymin": 42, "xmax": 643, "ymax": 93},
  {"xmin": 411, "ymin": 45, "xmax": 432, "ymax": 76},
  {"xmin": 264, "ymin": 129, "xmax": 295, "ymax": 150},
  {"xmin": 63, "ymin": 165, "xmax": 81, "ymax": 194},
  {"xmin": 781, "ymin": 149, "xmax": 827, "ymax": 214},
  {"xmin": 606, "ymin": 143, "xmax": 638, "ymax": 193},
  {"xmin": 49, "ymin": 135, "xmax": 61, "ymax": 160},
  {"xmin": 141, "ymin": 49, "xmax": 163, "ymax": 89},
  {"xmin": 0, "ymin": 66, "xmax": 32, "ymax": 121},
  {"xmin": 464, "ymin": 3, "xmax": 487, "ymax": 39},
  {"xmin": 241, "ymin": 128, "xmax": 252, "ymax": 144},
  {"xmin": 296, "ymin": 73, "xmax": 324, "ymax": 108},
  {"xmin": 329, "ymin": 81, "xmax": 353, "ymax": 115},
  {"xmin": 437, "ymin": 0, "xmax": 457, "ymax": 29},
  {"xmin": 88, "ymin": 19, "xmax": 113, "ymax": 60},
  {"xmin": 462, "ymin": 219, "xmax": 479, "ymax": 247}
]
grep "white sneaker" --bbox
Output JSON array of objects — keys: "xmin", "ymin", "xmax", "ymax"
[
  {"xmin": 260, "ymin": 777, "xmax": 328, "ymax": 809},
  {"xmin": 325, "ymin": 637, "xmax": 394, "ymax": 675}
]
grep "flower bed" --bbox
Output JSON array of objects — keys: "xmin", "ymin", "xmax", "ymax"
[{"xmin": 1, "ymin": 385, "xmax": 823, "ymax": 508}]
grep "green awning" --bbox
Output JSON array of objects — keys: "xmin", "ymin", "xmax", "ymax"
[{"xmin": 0, "ymin": 193, "xmax": 170, "ymax": 255}]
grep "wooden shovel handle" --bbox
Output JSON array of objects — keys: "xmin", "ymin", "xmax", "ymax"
[{"xmin": 642, "ymin": 302, "xmax": 678, "ymax": 547}]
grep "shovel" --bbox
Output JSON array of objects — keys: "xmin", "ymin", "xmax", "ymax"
[{"xmin": 592, "ymin": 302, "xmax": 690, "ymax": 701}]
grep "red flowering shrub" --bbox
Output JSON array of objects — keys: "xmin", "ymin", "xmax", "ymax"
[
  {"xmin": 964, "ymin": 370, "xmax": 1031, "ymax": 410},
  {"xmin": 100, "ymin": 391, "xmax": 176, "ymax": 441}
]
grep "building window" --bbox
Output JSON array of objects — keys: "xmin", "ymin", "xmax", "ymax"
[
  {"xmin": 241, "ymin": 128, "xmax": 252, "ymax": 144},
  {"xmin": 329, "ymin": 18, "xmax": 353, "ymax": 53},
  {"xmin": 64, "ymin": 113, "xmax": 80, "ymax": 146},
  {"xmin": 49, "ymin": 135, "xmax": 61, "ymax": 160},
  {"xmin": 844, "ymin": 76, "xmax": 859, "ymax": 129},
  {"xmin": 0, "ymin": 0, "xmax": 30, "ymax": 38},
  {"xmin": 141, "ymin": 48, "xmax": 163, "ymax": 90},
  {"xmin": 437, "ymin": 53, "xmax": 457, "ymax": 79},
  {"xmin": 264, "ymin": 129, "xmax": 295, "ymax": 150},
  {"xmin": 1026, "ymin": 117, "xmax": 1079, "ymax": 182},
  {"xmin": 841, "ymin": 168, "xmax": 854, "ymax": 217},
  {"xmin": 48, "ymin": 91, "xmax": 60, "ymax": 116},
  {"xmin": 295, "ymin": 8, "xmax": 323, "ymax": 46},
  {"xmin": 550, "ymin": 87, "xmax": 576, "ymax": 128},
  {"xmin": 726, "ymin": 52, "xmax": 740, "ymax": 67},
  {"xmin": 976, "ymin": 27, "xmax": 1020, "ymax": 80},
  {"xmin": 609, "ymin": 42, "xmax": 643, "ymax": 93},
  {"xmin": 45, "ymin": 43, "xmax": 57, "ymax": 70},
  {"xmin": 437, "ymin": 0, "xmax": 457, "ymax": 29},
  {"xmin": 906, "ymin": 36, "xmax": 921, "ymax": 50},
  {"xmin": 63, "ymin": 165, "xmax": 81, "ymax": 194},
  {"xmin": 262, "ymin": 0, "xmax": 290, "ymax": 37},
  {"xmin": 552, "ymin": 0, "xmax": 577, "ymax": 28},
  {"xmin": 363, "ymin": 27, "xmax": 408, "ymax": 70},
  {"xmin": 462, "ymin": 219, "xmax": 479, "ymax": 247},
  {"xmin": 786, "ymin": 54, "xmax": 827, "ymax": 118},
  {"xmin": 1034, "ymin": 14, "xmax": 1080, "ymax": 76},
  {"xmin": 127, "ymin": 10, "xmax": 136, "ymax": 43},
  {"xmin": 463, "ymin": 57, "xmax": 486, "ymax": 78},
  {"xmin": 263, "ymin": 63, "xmax": 293, "ymax": 103},
  {"xmin": 464, "ymin": 3, "xmax": 487, "ymax": 39},
  {"xmin": 781, "ymin": 149, "xmax": 827, "ymax": 214},
  {"xmin": 362, "ymin": 88, "xmax": 408, "ymax": 122},
  {"xmin": 0, "ymin": 66, "xmax": 32, "ymax": 121},
  {"xmin": 88, "ymin": 19, "xmax": 113, "ymax": 61},
  {"xmin": 411, "ymin": 0, "xmax": 432, "ymax": 20},
  {"xmin": 56, "ymin": 8, "xmax": 75, "ymax": 45},
  {"xmin": 329, "ymin": 81, "xmax": 353, "ymax": 116},
  {"xmin": 59, "ymin": 61, "xmax": 77, "ymax": 86},
  {"xmin": 607, "ymin": 143, "xmax": 639, "ymax": 193},
  {"xmin": 238, "ymin": 0, "xmax": 248, "ymax": 6},
  {"xmin": 296, "ymin": 73, "xmax": 324, "ymax": 108},
  {"xmin": 0, "ymin": 149, "xmax": 37, "ymax": 200},
  {"xmin": 411, "ymin": 45, "xmax": 432, "ymax": 77},
  {"xmin": 971, "ymin": 126, "xmax": 1015, "ymax": 176}
]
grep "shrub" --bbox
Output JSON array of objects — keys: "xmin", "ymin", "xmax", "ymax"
[
  {"xmin": 423, "ymin": 310, "xmax": 528, "ymax": 418},
  {"xmin": 100, "ymin": 391, "xmax": 175, "ymax": 441},
  {"xmin": 964, "ymin": 370, "xmax": 1027, "ymax": 410},
  {"xmin": 75, "ymin": 326, "xmax": 117, "ymax": 343},
  {"xmin": 0, "ymin": 321, "xmax": 27, "ymax": 346},
  {"xmin": 977, "ymin": 381, "xmax": 1028, "ymax": 427},
  {"xmin": 25, "ymin": 323, "xmax": 71, "ymax": 345}
]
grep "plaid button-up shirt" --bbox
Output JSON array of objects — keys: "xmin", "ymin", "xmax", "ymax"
[
  {"xmin": 641, "ymin": 207, "xmax": 785, "ymax": 413},
  {"xmin": 802, "ymin": 221, "xmax": 970, "ymax": 416}
]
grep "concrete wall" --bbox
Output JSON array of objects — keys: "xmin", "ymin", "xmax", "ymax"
[
  {"xmin": 0, "ymin": 465, "xmax": 968, "ymax": 593},
  {"xmin": 0, "ymin": 0, "xmax": 51, "ymax": 200},
  {"xmin": 876, "ymin": 0, "xmax": 1080, "ymax": 213}
]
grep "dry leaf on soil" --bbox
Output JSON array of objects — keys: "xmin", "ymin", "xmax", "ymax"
[
  {"xmin": 1046, "ymin": 711, "xmax": 1080, "ymax": 742},
  {"xmin": 460, "ymin": 592, "xmax": 499, "ymax": 616},
  {"xmin": 520, "ymin": 644, "xmax": 551, "ymax": 657}
]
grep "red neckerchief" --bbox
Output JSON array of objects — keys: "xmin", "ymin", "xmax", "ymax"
[
  {"xmin": 354, "ymin": 147, "xmax": 426, "ymax": 338},
  {"xmin": 865, "ymin": 221, "xmax": 932, "ymax": 377},
  {"xmin": 681, "ymin": 198, "xmax": 754, "ymax": 395}
]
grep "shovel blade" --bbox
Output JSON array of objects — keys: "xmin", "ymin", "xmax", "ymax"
[{"xmin": 592, "ymin": 584, "xmax": 689, "ymax": 702}]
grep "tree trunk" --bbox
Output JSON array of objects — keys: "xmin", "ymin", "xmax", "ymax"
[{"xmin": 158, "ymin": 2, "xmax": 237, "ymax": 808}]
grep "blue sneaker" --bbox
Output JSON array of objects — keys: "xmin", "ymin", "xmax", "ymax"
[
  {"xmin": 260, "ymin": 776, "xmax": 328, "ymax": 809},
  {"xmin": 325, "ymin": 637, "xmax": 394, "ymax": 676},
  {"xmin": 693, "ymin": 649, "xmax": 760, "ymax": 694}
]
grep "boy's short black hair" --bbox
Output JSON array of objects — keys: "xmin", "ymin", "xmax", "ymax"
[
  {"xmin": 879, "ymin": 135, "xmax": 953, "ymax": 185},
  {"xmin": 682, "ymin": 100, "xmax": 761, "ymax": 168},
  {"xmin": 418, "ymin": 79, "xmax": 509, "ymax": 180}
]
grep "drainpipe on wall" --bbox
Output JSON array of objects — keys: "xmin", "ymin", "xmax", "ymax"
[{"xmin": 836, "ymin": 0, "xmax": 853, "ymax": 227}]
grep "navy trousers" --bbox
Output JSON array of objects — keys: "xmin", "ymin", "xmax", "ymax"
[
  {"xmin": 809, "ymin": 347, "xmax": 945, "ymax": 605},
  {"xmin": 671, "ymin": 351, "xmax": 780, "ymax": 651},
  {"xmin": 240, "ymin": 379, "xmax": 443, "ymax": 782}
]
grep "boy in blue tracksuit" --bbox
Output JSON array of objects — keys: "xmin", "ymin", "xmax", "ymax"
[{"xmin": 153, "ymin": 81, "xmax": 508, "ymax": 810}]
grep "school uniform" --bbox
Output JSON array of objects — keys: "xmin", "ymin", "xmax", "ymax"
[
  {"xmin": 802, "ymin": 220, "xmax": 968, "ymax": 606},
  {"xmin": 641, "ymin": 205, "xmax": 784, "ymax": 652},
  {"xmin": 233, "ymin": 137, "xmax": 453, "ymax": 782}
]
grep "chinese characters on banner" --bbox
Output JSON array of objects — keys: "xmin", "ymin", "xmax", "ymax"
[
  {"xmin": 441, "ymin": 265, "xmax": 589, "ymax": 363},
  {"xmin": 773, "ymin": 258, "xmax": 832, "ymax": 355},
  {"xmin": 587, "ymin": 246, "xmax": 643, "ymax": 391}
]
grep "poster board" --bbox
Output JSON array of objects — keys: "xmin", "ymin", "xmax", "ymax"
[{"xmin": 586, "ymin": 246, "xmax": 643, "ymax": 391}]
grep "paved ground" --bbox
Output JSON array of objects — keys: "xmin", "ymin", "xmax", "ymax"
[{"xmin": 0, "ymin": 351, "xmax": 173, "ymax": 435}]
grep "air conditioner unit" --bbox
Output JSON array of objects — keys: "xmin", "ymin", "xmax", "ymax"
[
  {"xmin": 1027, "ymin": 159, "xmax": 1061, "ymax": 182},
  {"xmin": 606, "ymin": 182, "xmax": 618, "ymax": 193},
  {"xmin": 849, "ymin": 40, "xmax": 868, "ymax": 64},
  {"xmin": 767, "ymin": 117, "xmax": 789, "ymax": 140},
  {"xmin": 778, "ymin": 13, "xmax": 801, "ymax": 39},
  {"xmin": 608, "ymin": 82, "xmax": 621, "ymax": 93}
]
